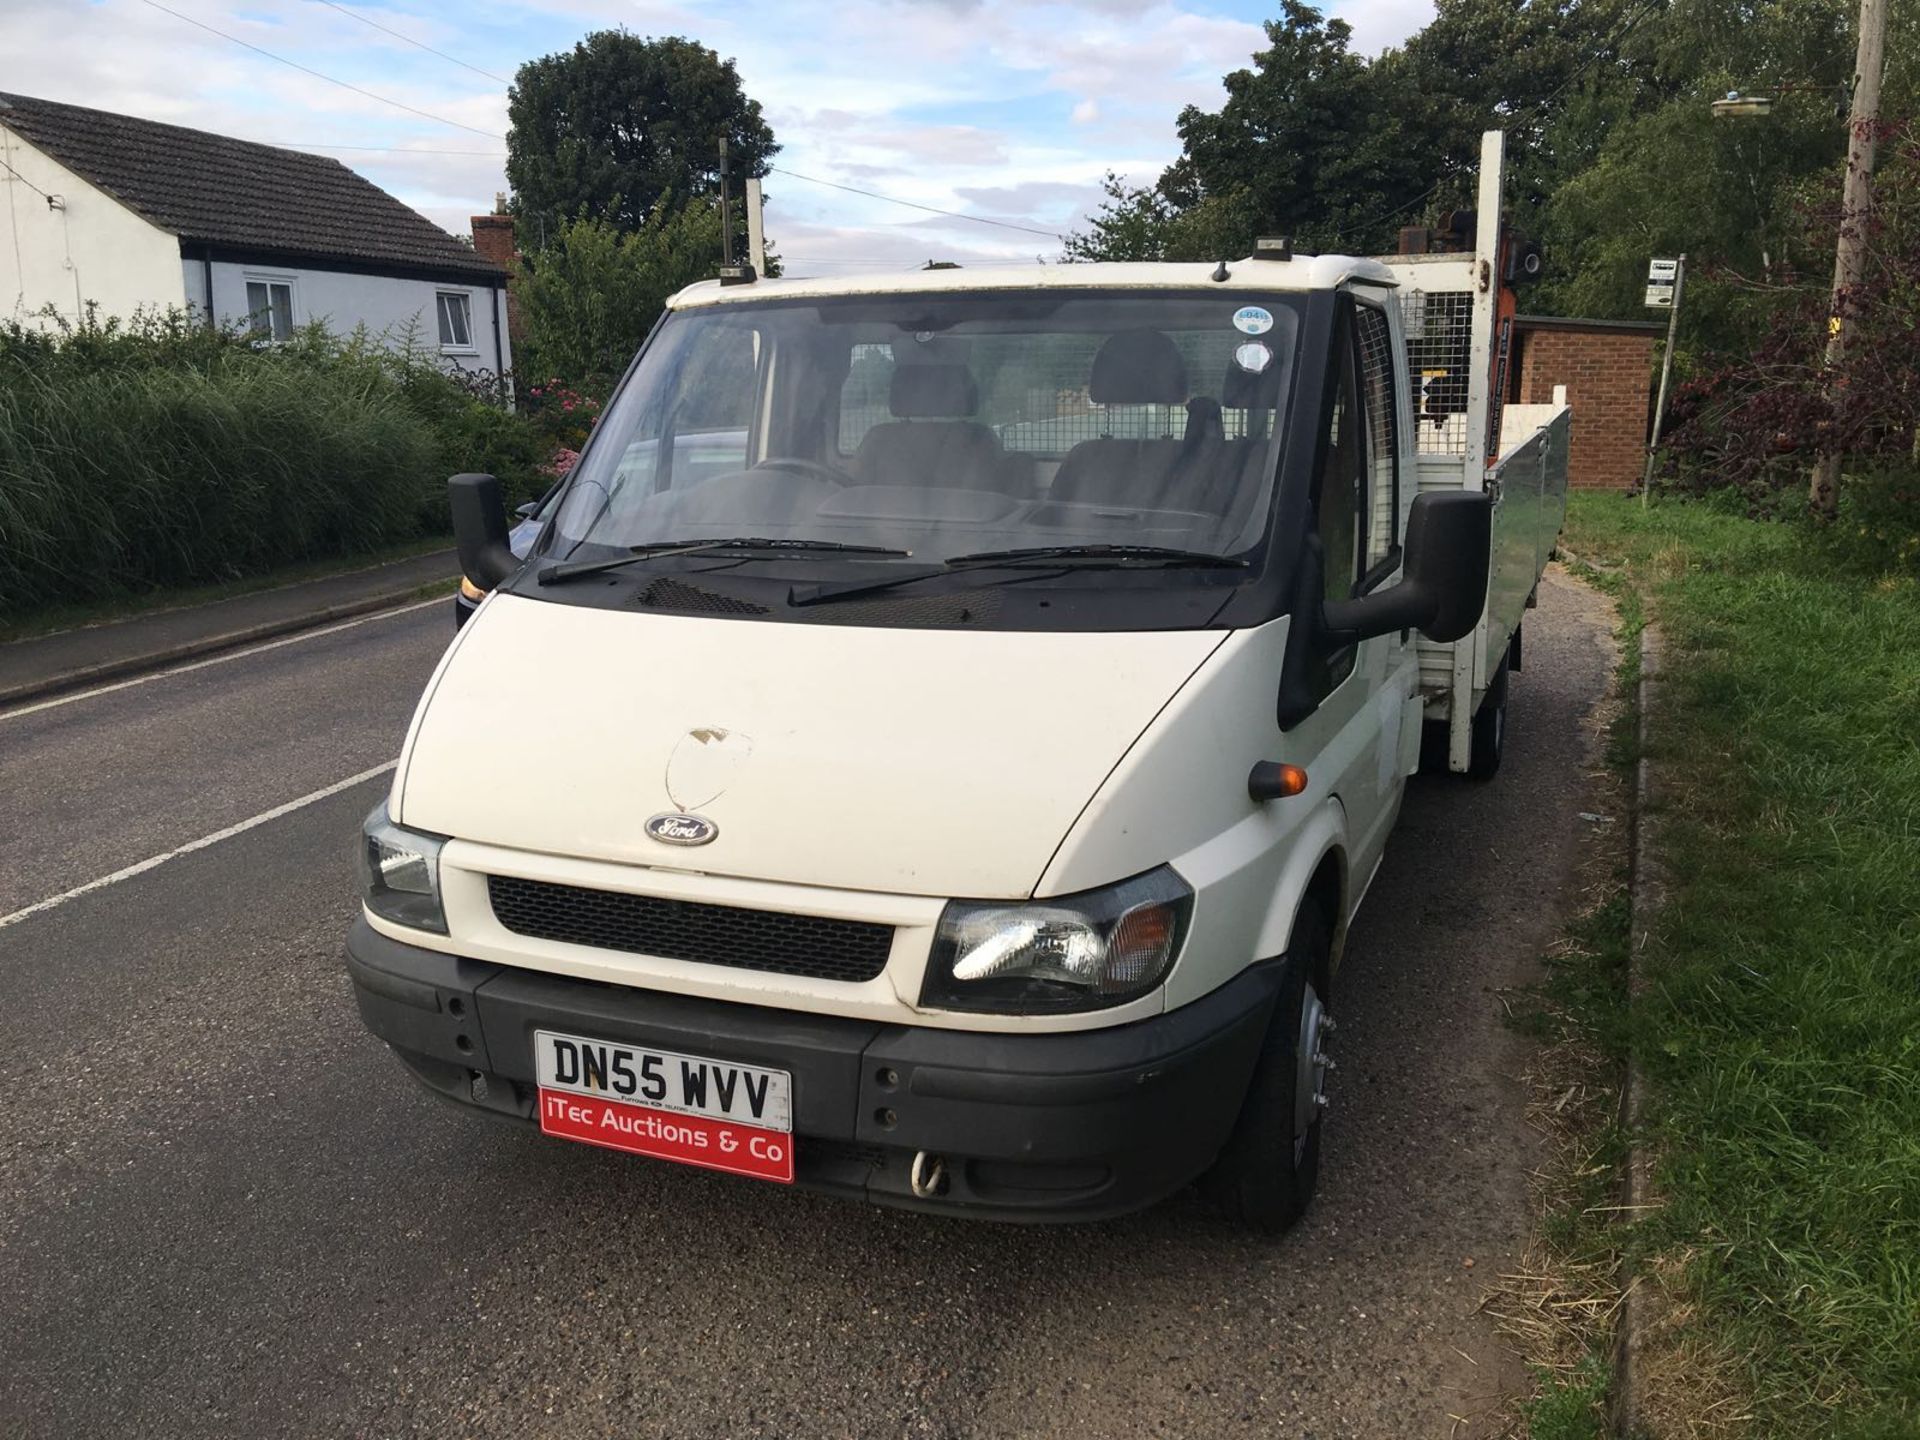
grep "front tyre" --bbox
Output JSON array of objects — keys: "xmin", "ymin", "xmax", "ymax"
[
  {"xmin": 1468, "ymin": 660, "xmax": 1510, "ymax": 780},
  {"xmin": 1200, "ymin": 903, "xmax": 1334, "ymax": 1232}
]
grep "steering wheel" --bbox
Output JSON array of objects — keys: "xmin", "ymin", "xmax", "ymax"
[{"xmin": 751, "ymin": 456, "xmax": 848, "ymax": 486}]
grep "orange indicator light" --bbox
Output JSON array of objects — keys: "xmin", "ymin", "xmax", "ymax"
[{"xmin": 1248, "ymin": 761, "xmax": 1310, "ymax": 801}]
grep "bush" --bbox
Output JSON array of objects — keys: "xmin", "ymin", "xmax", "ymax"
[
  {"xmin": 512, "ymin": 203, "xmax": 726, "ymax": 394},
  {"xmin": 1658, "ymin": 119, "xmax": 1920, "ymax": 556},
  {"xmin": 1817, "ymin": 465, "xmax": 1920, "ymax": 575},
  {"xmin": 0, "ymin": 309, "xmax": 547, "ymax": 617}
]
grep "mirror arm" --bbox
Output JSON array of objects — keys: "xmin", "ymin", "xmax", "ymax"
[{"xmin": 1322, "ymin": 581, "xmax": 1431, "ymax": 644}]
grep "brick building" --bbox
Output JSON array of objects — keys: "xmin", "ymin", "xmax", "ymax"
[
  {"xmin": 1512, "ymin": 315, "xmax": 1661, "ymax": 489},
  {"xmin": 469, "ymin": 199, "xmax": 523, "ymax": 348}
]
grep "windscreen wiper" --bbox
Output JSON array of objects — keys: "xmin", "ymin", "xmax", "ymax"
[
  {"xmin": 789, "ymin": 544, "xmax": 1246, "ymax": 607},
  {"xmin": 538, "ymin": 537, "xmax": 909, "ymax": 586}
]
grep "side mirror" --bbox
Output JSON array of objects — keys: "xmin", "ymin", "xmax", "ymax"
[
  {"xmin": 514, "ymin": 500, "xmax": 540, "ymax": 521},
  {"xmin": 450, "ymin": 473, "xmax": 519, "ymax": 591},
  {"xmin": 1322, "ymin": 491, "xmax": 1491, "ymax": 645}
]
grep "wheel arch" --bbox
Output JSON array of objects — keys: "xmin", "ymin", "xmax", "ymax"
[
  {"xmin": 1248, "ymin": 797, "xmax": 1350, "ymax": 972},
  {"xmin": 1303, "ymin": 848, "xmax": 1348, "ymax": 979}
]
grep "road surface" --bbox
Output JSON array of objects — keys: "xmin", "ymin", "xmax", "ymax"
[{"xmin": 0, "ymin": 574, "xmax": 1615, "ymax": 1438}]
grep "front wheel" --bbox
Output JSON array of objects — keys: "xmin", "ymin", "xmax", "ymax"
[
  {"xmin": 1199, "ymin": 903, "xmax": 1334, "ymax": 1232},
  {"xmin": 1468, "ymin": 660, "xmax": 1510, "ymax": 780}
]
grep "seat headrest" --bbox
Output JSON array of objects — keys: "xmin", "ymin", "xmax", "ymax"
[
  {"xmin": 1089, "ymin": 329, "xmax": 1187, "ymax": 405},
  {"xmin": 1222, "ymin": 352, "xmax": 1282, "ymax": 411},
  {"xmin": 889, "ymin": 363, "xmax": 978, "ymax": 418},
  {"xmin": 1184, "ymin": 395, "xmax": 1224, "ymax": 442}
]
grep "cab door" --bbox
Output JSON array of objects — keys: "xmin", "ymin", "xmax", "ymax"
[
  {"xmin": 1352, "ymin": 293, "xmax": 1420, "ymax": 859},
  {"xmin": 1280, "ymin": 296, "xmax": 1412, "ymax": 897}
]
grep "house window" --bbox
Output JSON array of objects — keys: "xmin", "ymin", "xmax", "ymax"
[
  {"xmin": 436, "ymin": 292, "xmax": 474, "ymax": 350},
  {"xmin": 245, "ymin": 279, "xmax": 295, "ymax": 342}
]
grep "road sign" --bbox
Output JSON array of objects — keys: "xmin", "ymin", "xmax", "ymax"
[{"xmin": 1645, "ymin": 257, "xmax": 1679, "ymax": 309}]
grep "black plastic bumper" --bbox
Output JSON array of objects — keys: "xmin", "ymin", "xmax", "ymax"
[{"xmin": 345, "ymin": 917, "xmax": 1283, "ymax": 1222}]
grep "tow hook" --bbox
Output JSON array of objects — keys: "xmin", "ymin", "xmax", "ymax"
[{"xmin": 910, "ymin": 1150, "xmax": 949, "ymax": 1199}]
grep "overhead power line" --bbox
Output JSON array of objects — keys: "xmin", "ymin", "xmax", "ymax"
[
  {"xmin": 0, "ymin": 155, "xmax": 52, "ymax": 199},
  {"xmin": 1512, "ymin": 0, "xmax": 1666, "ymax": 124},
  {"xmin": 271, "ymin": 141, "xmax": 505, "ymax": 156},
  {"xmin": 769, "ymin": 166, "xmax": 1060, "ymax": 239},
  {"xmin": 306, "ymin": 0, "xmax": 510, "ymax": 85},
  {"xmin": 137, "ymin": 0, "xmax": 505, "ymax": 140},
  {"xmin": 125, "ymin": 10, "xmax": 1056, "ymax": 243}
]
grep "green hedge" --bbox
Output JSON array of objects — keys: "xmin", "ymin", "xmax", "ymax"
[{"xmin": 0, "ymin": 311, "xmax": 544, "ymax": 617}]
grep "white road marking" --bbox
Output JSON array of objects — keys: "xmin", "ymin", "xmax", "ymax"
[
  {"xmin": 0, "ymin": 595, "xmax": 445, "ymax": 722},
  {"xmin": 0, "ymin": 761, "xmax": 397, "ymax": 931}
]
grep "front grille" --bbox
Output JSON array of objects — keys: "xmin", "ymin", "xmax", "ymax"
[{"xmin": 487, "ymin": 875, "xmax": 894, "ymax": 983}]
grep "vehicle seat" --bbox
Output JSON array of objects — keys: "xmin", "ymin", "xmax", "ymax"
[
  {"xmin": 1050, "ymin": 329, "xmax": 1206, "ymax": 510},
  {"xmin": 852, "ymin": 364, "xmax": 1017, "ymax": 493},
  {"xmin": 1203, "ymin": 353, "xmax": 1281, "ymax": 518}
]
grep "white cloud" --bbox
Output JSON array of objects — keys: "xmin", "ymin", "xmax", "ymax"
[
  {"xmin": 1331, "ymin": 0, "xmax": 1438, "ymax": 56},
  {"xmin": 0, "ymin": 0, "xmax": 1438, "ymax": 272}
]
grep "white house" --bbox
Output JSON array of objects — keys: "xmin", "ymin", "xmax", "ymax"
[{"xmin": 0, "ymin": 91, "xmax": 510, "ymax": 378}]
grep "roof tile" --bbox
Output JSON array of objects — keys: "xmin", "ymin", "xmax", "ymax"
[{"xmin": 0, "ymin": 91, "xmax": 502, "ymax": 280}]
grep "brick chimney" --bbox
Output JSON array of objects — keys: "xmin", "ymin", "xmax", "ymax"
[{"xmin": 471, "ymin": 194, "xmax": 523, "ymax": 348}]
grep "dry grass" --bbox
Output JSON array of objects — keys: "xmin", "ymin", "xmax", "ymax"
[
  {"xmin": 1474, "ymin": 586, "xmax": 1635, "ymax": 1438},
  {"xmin": 1632, "ymin": 1251, "xmax": 1757, "ymax": 1438}
]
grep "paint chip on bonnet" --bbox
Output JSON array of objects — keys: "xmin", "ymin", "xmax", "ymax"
[{"xmin": 665, "ymin": 726, "xmax": 754, "ymax": 812}]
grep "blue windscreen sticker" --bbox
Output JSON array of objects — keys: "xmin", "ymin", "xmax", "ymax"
[{"xmin": 1232, "ymin": 305, "xmax": 1274, "ymax": 335}]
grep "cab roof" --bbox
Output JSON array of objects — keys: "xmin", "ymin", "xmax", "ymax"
[{"xmin": 667, "ymin": 256, "xmax": 1396, "ymax": 310}]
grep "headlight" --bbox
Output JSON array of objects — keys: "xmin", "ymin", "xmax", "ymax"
[
  {"xmin": 920, "ymin": 866, "xmax": 1192, "ymax": 1014},
  {"xmin": 358, "ymin": 805, "xmax": 448, "ymax": 934}
]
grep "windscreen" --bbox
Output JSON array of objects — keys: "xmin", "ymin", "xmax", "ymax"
[{"xmin": 544, "ymin": 291, "xmax": 1303, "ymax": 566}]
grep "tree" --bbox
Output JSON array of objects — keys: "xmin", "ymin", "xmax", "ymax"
[
  {"xmin": 1064, "ymin": 1, "xmax": 1612, "ymax": 262},
  {"xmin": 1660, "ymin": 123, "xmax": 1920, "ymax": 494},
  {"xmin": 1530, "ymin": 0, "xmax": 1898, "ymax": 341},
  {"xmin": 1062, "ymin": 174, "xmax": 1186, "ymax": 261},
  {"xmin": 1172, "ymin": 2, "xmax": 1420, "ymax": 253},
  {"xmin": 513, "ymin": 202, "xmax": 727, "ymax": 391},
  {"xmin": 507, "ymin": 32, "xmax": 777, "ymax": 244}
]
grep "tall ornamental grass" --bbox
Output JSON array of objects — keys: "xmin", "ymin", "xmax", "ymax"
[{"xmin": 0, "ymin": 310, "xmax": 542, "ymax": 618}]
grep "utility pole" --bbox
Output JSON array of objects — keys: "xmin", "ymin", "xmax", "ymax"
[
  {"xmin": 717, "ymin": 136, "xmax": 735, "ymax": 267},
  {"xmin": 1809, "ymin": 0, "xmax": 1888, "ymax": 518},
  {"xmin": 745, "ymin": 176, "xmax": 767, "ymax": 277}
]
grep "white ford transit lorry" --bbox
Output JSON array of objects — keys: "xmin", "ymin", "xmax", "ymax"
[{"xmin": 347, "ymin": 135, "xmax": 1568, "ymax": 1229}]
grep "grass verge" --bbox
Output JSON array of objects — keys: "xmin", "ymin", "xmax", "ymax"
[
  {"xmin": 1480, "ymin": 566, "xmax": 1632, "ymax": 1440},
  {"xmin": 1562, "ymin": 491, "xmax": 1920, "ymax": 1437},
  {"xmin": 0, "ymin": 535, "xmax": 453, "ymax": 644}
]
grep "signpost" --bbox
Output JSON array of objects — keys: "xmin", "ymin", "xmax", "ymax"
[
  {"xmin": 1642, "ymin": 255, "xmax": 1686, "ymax": 504},
  {"xmin": 1644, "ymin": 257, "xmax": 1679, "ymax": 309}
]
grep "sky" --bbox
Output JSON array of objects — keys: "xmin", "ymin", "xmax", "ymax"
[{"xmin": 0, "ymin": 0, "xmax": 1437, "ymax": 273}]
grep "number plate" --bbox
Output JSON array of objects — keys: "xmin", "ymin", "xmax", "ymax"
[{"xmin": 533, "ymin": 1029, "xmax": 794, "ymax": 1183}]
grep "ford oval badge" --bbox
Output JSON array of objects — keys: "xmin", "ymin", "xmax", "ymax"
[{"xmin": 645, "ymin": 812, "xmax": 719, "ymax": 847}]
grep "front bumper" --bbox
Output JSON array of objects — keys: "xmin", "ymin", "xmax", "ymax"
[{"xmin": 346, "ymin": 918, "xmax": 1282, "ymax": 1222}]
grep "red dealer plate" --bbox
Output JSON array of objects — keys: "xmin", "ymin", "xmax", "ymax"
[{"xmin": 533, "ymin": 1029, "xmax": 794, "ymax": 1183}]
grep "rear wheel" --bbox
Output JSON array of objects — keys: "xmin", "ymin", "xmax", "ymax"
[
  {"xmin": 1200, "ymin": 903, "xmax": 1334, "ymax": 1232},
  {"xmin": 1468, "ymin": 660, "xmax": 1510, "ymax": 780}
]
